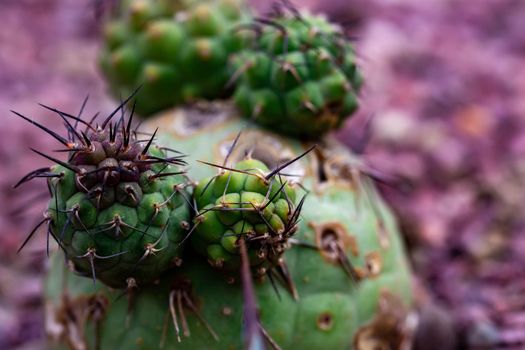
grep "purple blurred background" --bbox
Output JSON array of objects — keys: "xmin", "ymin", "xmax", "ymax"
[{"xmin": 1, "ymin": 0, "xmax": 525, "ymax": 349}]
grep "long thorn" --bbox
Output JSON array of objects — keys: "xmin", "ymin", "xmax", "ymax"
[
  {"xmin": 17, "ymin": 215, "xmax": 50, "ymax": 253},
  {"xmin": 13, "ymin": 167, "xmax": 54, "ymax": 188},
  {"xmin": 12, "ymin": 110, "xmax": 71, "ymax": 146},
  {"xmin": 101, "ymin": 85, "xmax": 142, "ymax": 129},
  {"xmin": 30, "ymin": 148, "xmax": 80, "ymax": 173},
  {"xmin": 141, "ymin": 128, "xmax": 158, "ymax": 156},
  {"xmin": 265, "ymin": 145, "xmax": 316, "ymax": 180},
  {"xmin": 38, "ymin": 103, "xmax": 96, "ymax": 131}
]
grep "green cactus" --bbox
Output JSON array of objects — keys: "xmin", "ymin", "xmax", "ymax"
[
  {"xmin": 14, "ymin": 97, "xmax": 192, "ymax": 288},
  {"xmin": 231, "ymin": 6, "xmax": 362, "ymax": 139},
  {"xmin": 43, "ymin": 104, "xmax": 413, "ymax": 350},
  {"xmin": 99, "ymin": 0, "xmax": 251, "ymax": 116},
  {"xmin": 192, "ymin": 155, "xmax": 305, "ymax": 275}
]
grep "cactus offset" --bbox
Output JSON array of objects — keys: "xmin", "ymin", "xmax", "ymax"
[
  {"xmin": 192, "ymin": 153, "xmax": 308, "ymax": 276},
  {"xmin": 100, "ymin": 0, "xmax": 250, "ymax": 116},
  {"xmin": 231, "ymin": 4, "xmax": 362, "ymax": 138},
  {"xmin": 14, "ymin": 96, "xmax": 192, "ymax": 288}
]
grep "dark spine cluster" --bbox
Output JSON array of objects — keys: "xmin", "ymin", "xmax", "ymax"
[{"xmin": 13, "ymin": 89, "xmax": 191, "ymax": 288}]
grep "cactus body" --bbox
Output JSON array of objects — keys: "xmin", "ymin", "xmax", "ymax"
[
  {"xmin": 100, "ymin": 0, "xmax": 250, "ymax": 116},
  {"xmin": 44, "ymin": 105, "xmax": 413, "ymax": 350},
  {"xmin": 232, "ymin": 9, "xmax": 362, "ymax": 138}
]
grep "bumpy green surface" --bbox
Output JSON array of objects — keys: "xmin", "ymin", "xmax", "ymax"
[
  {"xmin": 193, "ymin": 158, "xmax": 298, "ymax": 272},
  {"xmin": 233, "ymin": 11, "xmax": 362, "ymax": 138},
  {"xmin": 45, "ymin": 107, "xmax": 412, "ymax": 350},
  {"xmin": 48, "ymin": 142, "xmax": 191, "ymax": 288},
  {"xmin": 100, "ymin": 0, "xmax": 250, "ymax": 116}
]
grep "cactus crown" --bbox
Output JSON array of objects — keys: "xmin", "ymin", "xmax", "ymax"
[{"xmin": 14, "ymin": 92, "xmax": 192, "ymax": 288}]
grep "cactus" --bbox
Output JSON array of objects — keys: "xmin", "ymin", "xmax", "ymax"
[
  {"xmin": 12, "ymin": 2, "xmax": 415, "ymax": 348},
  {"xmin": 231, "ymin": 4, "xmax": 362, "ymax": 139},
  {"xmin": 42, "ymin": 104, "xmax": 414, "ymax": 350},
  {"xmin": 99, "ymin": 0, "xmax": 250, "ymax": 116},
  {"xmin": 13, "ymin": 95, "xmax": 192, "ymax": 288},
  {"xmin": 192, "ymin": 153, "xmax": 307, "ymax": 275}
]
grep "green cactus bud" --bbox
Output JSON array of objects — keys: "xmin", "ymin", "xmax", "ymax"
[
  {"xmin": 192, "ymin": 155, "xmax": 302, "ymax": 275},
  {"xmin": 14, "ymin": 96, "xmax": 191, "ymax": 288}
]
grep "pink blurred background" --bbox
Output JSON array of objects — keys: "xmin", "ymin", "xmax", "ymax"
[{"xmin": 1, "ymin": 0, "xmax": 525, "ymax": 349}]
